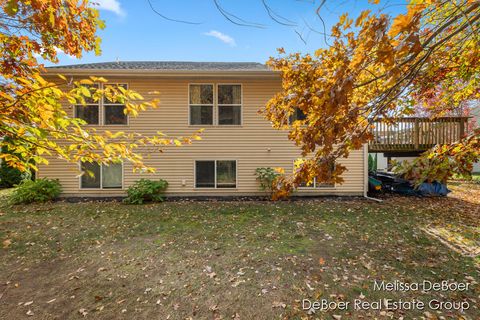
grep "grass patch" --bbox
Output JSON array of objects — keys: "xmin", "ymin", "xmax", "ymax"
[{"xmin": 0, "ymin": 186, "xmax": 479, "ymax": 319}]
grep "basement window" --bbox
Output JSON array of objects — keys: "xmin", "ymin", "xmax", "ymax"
[
  {"xmin": 80, "ymin": 161, "xmax": 123, "ymax": 189},
  {"xmin": 195, "ymin": 160, "xmax": 237, "ymax": 188},
  {"xmin": 295, "ymin": 160, "xmax": 335, "ymax": 188}
]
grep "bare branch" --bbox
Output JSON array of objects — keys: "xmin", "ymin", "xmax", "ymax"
[
  {"xmin": 146, "ymin": 0, "xmax": 202, "ymax": 25},
  {"xmin": 262, "ymin": 0, "xmax": 297, "ymax": 26},
  {"xmin": 213, "ymin": 0, "xmax": 266, "ymax": 28}
]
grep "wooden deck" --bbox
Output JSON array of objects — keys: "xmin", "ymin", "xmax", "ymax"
[{"xmin": 369, "ymin": 117, "xmax": 469, "ymax": 154}]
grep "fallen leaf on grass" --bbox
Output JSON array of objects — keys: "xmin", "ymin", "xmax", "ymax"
[
  {"xmin": 79, "ymin": 308, "xmax": 88, "ymax": 317},
  {"xmin": 26, "ymin": 310, "xmax": 34, "ymax": 316},
  {"xmin": 3, "ymin": 239, "xmax": 11, "ymax": 248},
  {"xmin": 24, "ymin": 301, "xmax": 33, "ymax": 306},
  {"xmin": 272, "ymin": 301, "xmax": 286, "ymax": 309}
]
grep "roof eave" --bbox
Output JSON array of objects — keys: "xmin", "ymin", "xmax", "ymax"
[{"xmin": 42, "ymin": 68, "xmax": 281, "ymax": 78}]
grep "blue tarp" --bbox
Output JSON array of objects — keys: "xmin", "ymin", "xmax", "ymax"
[{"xmin": 417, "ymin": 182, "xmax": 450, "ymax": 196}]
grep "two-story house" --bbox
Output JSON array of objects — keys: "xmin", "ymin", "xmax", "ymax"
[{"xmin": 38, "ymin": 61, "xmax": 368, "ymax": 197}]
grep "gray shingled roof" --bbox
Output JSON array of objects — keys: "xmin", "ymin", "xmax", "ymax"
[{"xmin": 47, "ymin": 61, "xmax": 269, "ymax": 71}]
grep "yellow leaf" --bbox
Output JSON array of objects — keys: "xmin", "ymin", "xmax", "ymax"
[{"xmin": 3, "ymin": 239, "xmax": 12, "ymax": 249}]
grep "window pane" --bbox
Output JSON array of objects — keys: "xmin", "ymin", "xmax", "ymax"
[
  {"xmin": 82, "ymin": 84, "xmax": 99, "ymax": 104},
  {"xmin": 105, "ymin": 105, "xmax": 127, "ymax": 125},
  {"xmin": 298, "ymin": 180, "xmax": 314, "ymax": 188},
  {"xmin": 216, "ymin": 161, "xmax": 236, "ymax": 188},
  {"xmin": 218, "ymin": 106, "xmax": 241, "ymax": 125},
  {"xmin": 289, "ymin": 107, "xmax": 307, "ymax": 123},
  {"xmin": 218, "ymin": 85, "xmax": 241, "ymax": 104},
  {"xmin": 75, "ymin": 105, "xmax": 99, "ymax": 125},
  {"xmin": 316, "ymin": 161, "xmax": 335, "ymax": 188},
  {"xmin": 81, "ymin": 162, "xmax": 100, "ymax": 188},
  {"xmin": 190, "ymin": 106, "xmax": 213, "ymax": 125},
  {"xmin": 102, "ymin": 163, "xmax": 122, "ymax": 189},
  {"xmin": 195, "ymin": 161, "xmax": 215, "ymax": 188},
  {"xmin": 189, "ymin": 85, "xmax": 213, "ymax": 104},
  {"xmin": 103, "ymin": 84, "xmax": 128, "ymax": 104}
]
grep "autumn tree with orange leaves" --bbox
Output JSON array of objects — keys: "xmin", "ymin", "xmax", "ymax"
[
  {"xmin": 264, "ymin": 0, "xmax": 479, "ymax": 198},
  {"xmin": 0, "ymin": 0, "xmax": 201, "ymax": 174}
]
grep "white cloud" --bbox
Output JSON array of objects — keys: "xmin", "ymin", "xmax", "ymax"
[
  {"xmin": 95, "ymin": 0, "xmax": 126, "ymax": 17},
  {"xmin": 54, "ymin": 47, "xmax": 76, "ymax": 59},
  {"xmin": 204, "ymin": 30, "xmax": 236, "ymax": 47},
  {"xmin": 33, "ymin": 47, "xmax": 76, "ymax": 60}
]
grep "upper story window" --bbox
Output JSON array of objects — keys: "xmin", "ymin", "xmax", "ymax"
[
  {"xmin": 218, "ymin": 84, "xmax": 241, "ymax": 125},
  {"xmin": 103, "ymin": 84, "xmax": 128, "ymax": 125},
  {"xmin": 289, "ymin": 107, "xmax": 307, "ymax": 124},
  {"xmin": 75, "ymin": 83, "xmax": 128, "ymax": 126},
  {"xmin": 75, "ymin": 84, "xmax": 100, "ymax": 125},
  {"xmin": 189, "ymin": 84, "xmax": 214, "ymax": 125},
  {"xmin": 189, "ymin": 84, "xmax": 242, "ymax": 126}
]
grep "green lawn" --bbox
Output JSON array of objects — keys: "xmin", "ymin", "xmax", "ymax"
[{"xmin": 0, "ymin": 183, "xmax": 479, "ymax": 319}]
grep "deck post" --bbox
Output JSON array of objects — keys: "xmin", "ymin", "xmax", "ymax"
[
  {"xmin": 414, "ymin": 118, "xmax": 419, "ymax": 150},
  {"xmin": 459, "ymin": 118, "xmax": 465, "ymax": 139}
]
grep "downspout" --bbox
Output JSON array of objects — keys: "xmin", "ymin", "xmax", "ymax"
[{"xmin": 363, "ymin": 144, "xmax": 383, "ymax": 202}]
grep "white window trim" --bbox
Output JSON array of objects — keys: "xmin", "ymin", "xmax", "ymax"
[
  {"xmin": 79, "ymin": 161, "xmax": 124, "ymax": 190},
  {"xmin": 293, "ymin": 160, "xmax": 336, "ymax": 189},
  {"xmin": 74, "ymin": 83, "xmax": 129, "ymax": 126},
  {"xmin": 194, "ymin": 160, "xmax": 238, "ymax": 189},
  {"xmin": 217, "ymin": 83, "xmax": 243, "ymax": 126},
  {"xmin": 188, "ymin": 83, "xmax": 214, "ymax": 126}
]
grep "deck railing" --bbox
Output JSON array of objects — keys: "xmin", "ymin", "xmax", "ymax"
[{"xmin": 369, "ymin": 117, "xmax": 469, "ymax": 152}]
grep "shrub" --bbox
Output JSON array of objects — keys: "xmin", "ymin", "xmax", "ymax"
[
  {"xmin": 255, "ymin": 167, "xmax": 281, "ymax": 196},
  {"xmin": 123, "ymin": 179, "xmax": 168, "ymax": 204},
  {"xmin": 0, "ymin": 137, "xmax": 29, "ymax": 188},
  {"xmin": 0, "ymin": 163, "xmax": 24, "ymax": 188},
  {"xmin": 10, "ymin": 178, "xmax": 62, "ymax": 204}
]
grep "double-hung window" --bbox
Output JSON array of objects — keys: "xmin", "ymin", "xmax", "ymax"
[
  {"xmin": 103, "ymin": 84, "xmax": 128, "ymax": 125},
  {"xmin": 189, "ymin": 84, "xmax": 214, "ymax": 125},
  {"xmin": 189, "ymin": 84, "xmax": 242, "ymax": 125},
  {"xmin": 218, "ymin": 85, "xmax": 241, "ymax": 125},
  {"xmin": 75, "ymin": 84, "xmax": 100, "ymax": 125},
  {"xmin": 80, "ymin": 161, "xmax": 123, "ymax": 189},
  {"xmin": 195, "ymin": 160, "xmax": 237, "ymax": 188},
  {"xmin": 75, "ymin": 83, "xmax": 128, "ymax": 125}
]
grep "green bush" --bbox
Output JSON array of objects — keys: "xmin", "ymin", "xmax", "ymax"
[
  {"xmin": 0, "ymin": 163, "xmax": 24, "ymax": 188},
  {"xmin": 0, "ymin": 137, "xmax": 29, "ymax": 188},
  {"xmin": 123, "ymin": 179, "xmax": 168, "ymax": 204},
  {"xmin": 10, "ymin": 178, "xmax": 62, "ymax": 204},
  {"xmin": 255, "ymin": 167, "xmax": 281, "ymax": 196}
]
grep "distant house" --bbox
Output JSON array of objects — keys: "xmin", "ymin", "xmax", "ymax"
[{"xmin": 38, "ymin": 61, "xmax": 368, "ymax": 197}]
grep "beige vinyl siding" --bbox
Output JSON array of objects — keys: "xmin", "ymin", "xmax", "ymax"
[{"xmin": 37, "ymin": 76, "xmax": 366, "ymax": 197}]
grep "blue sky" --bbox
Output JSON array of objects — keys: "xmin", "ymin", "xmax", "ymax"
[{"xmin": 48, "ymin": 0, "xmax": 405, "ymax": 66}]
